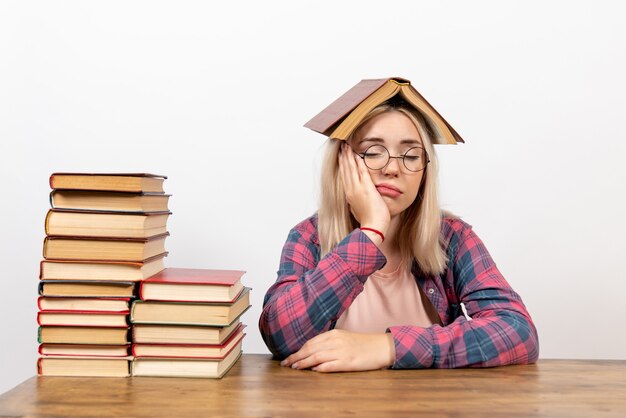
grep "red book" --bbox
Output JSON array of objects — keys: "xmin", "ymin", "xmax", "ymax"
[
  {"xmin": 132, "ymin": 326, "xmax": 245, "ymax": 359},
  {"xmin": 139, "ymin": 267, "xmax": 246, "ymax": 302}
]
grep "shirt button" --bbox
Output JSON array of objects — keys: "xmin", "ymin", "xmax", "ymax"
[{"xmin": 428, "ymin": 288, "xmax": 435, "ymax": 294}]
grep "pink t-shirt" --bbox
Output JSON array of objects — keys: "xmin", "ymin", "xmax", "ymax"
[{"xmin": 335, "ymin": 263, "xmax": 441, "ymax": 333}]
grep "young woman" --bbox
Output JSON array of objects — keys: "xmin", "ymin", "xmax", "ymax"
[{"xmin": 259, "ymin": 99, "xmax": 539, "ymax": 373}]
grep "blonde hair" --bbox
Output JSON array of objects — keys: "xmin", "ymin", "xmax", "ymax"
[{"xmin": 318, "ymin": 104, "xmax": 449, "ymax": 276}]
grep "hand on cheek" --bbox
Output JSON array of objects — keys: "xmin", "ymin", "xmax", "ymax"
[
  {"xmin": 280, "ymin": 329, "xmax": 396, "ymax": 373},
  {"xmin": 338, "ymin": 143, "xmax": 390, "ymax": 234}
]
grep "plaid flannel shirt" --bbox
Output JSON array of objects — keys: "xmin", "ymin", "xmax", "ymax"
[{"xmin": 259, "ymin": 213, "xmax": 539, "ymax": 368}]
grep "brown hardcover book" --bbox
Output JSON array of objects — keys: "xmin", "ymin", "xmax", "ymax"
[
  {"xmin": 38, "ymin": 326, "xmax": 130, "ymax": 345},
  {"xmin": 38, "ymin": 296, "xmax": 130, "ymax": 312},
  {"xmin": 304, "ymin": 77, "xmax": 464, "ymax": 144},
  {"xmin": 39, "ymin": 280, "xmax": 136, "ymax": 298},
  {"xmin": 131, "ymin": 342, "xmax": 242, "ymax": 378},
  {"xmin": 130, "ymin": 288, "xmax": 250, "ymax": 326},
  {"xmin": 49, "ymin": 173, "xmax": 166, "ymax": 193},
  {"xmin": 50, "ymin": 190, "xmax": 170, "ymax": 213},
  {"xmin": 37, "ymin": 356, "xmax": 131, "ymax": 377},
  {"xmin": 132, "ymin": 327, "xmax": 245, "ymax": 359},
  {"xmin": 43, "ymin": 233, "xmax": 169, "ymax": 262},
  {"xmin": 133, "ymin": 321, "xmax": 244, "ymax": 345},
  {"xmin": 45, "ymin": 209, "xmax": 171, "ymax": 238},
  {"xmin": 39, "ymin": 344, "xmax": 131, "ymax": 357},
  {"xmin": 139, "ymin": 268, "xmax": 245, "ymax": 303},
  {"xmin": 40, "ymin": 253, "xmax": 166, "ymax": 282}
]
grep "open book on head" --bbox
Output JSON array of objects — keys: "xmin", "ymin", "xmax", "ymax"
[{"xmin": 304, "ymin": 77, "xmax": 464, "ymax": 145}]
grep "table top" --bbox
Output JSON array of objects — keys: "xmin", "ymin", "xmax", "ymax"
[{"xmin": 1, "ymin": 355, "xmax": 625, "ymax": 417}]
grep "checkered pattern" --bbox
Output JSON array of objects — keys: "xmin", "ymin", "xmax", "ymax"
[{"xmin": 259, "ymin": 214, "xmax": 539, "ymax": 368}]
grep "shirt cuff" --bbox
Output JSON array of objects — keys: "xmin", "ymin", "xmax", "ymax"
[
  {"xmin": 387, "ymin": 325, "xmax": 435, "ymax": 369},
  {"xmin": 334, "ymin": 228, "xmax": 387, "ymax": 280}
]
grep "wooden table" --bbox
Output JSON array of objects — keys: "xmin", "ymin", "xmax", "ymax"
[{"xmin": 1, "ymin": 355, "xmax": 625, "ymax": 417}]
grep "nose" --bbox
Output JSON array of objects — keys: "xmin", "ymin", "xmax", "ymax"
[{"xmin": 381, "ymin": 156, "xmax": 401, "ymax": 176}]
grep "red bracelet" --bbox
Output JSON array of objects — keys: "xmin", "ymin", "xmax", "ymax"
[{"xmin": 360, "ymin": 227, "xmax": 385, "ymax": 242}]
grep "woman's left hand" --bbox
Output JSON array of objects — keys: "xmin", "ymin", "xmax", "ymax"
[{"xmin": 280, "ymin": 329, "xmax": 396, "ymax": 372}]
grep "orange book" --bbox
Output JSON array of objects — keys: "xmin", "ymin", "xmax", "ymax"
[
  {"xmin": 38, "ymin": 356, "xmax": 131, "ymax": 377},
  {"xmin": 39, "ymin": 344, "xmax": 130, "ymax": 357},
  {"xmin": 39, "ymin": 253, "xmax": 166, "ymax": 282},
  {"xmin": 38, "ymin": 296, "xmax": 130, "ymax": 312},
  {"xmin": 38, "ymin": 326, "xmax": 130, "ymax": 345},
  {"xmin": 37, "ymin": 311, "xmax": 129, "ymax": 327},
  {"xmin": 130, "ymin": 288, "xmax": 250, "ymax": 326},
  {"xmin": 49, "ymin": 190, "xmax": 170, "ymax": 213},
  {"xmin": 43, "ymin": 233, "xmax": 169, "ymax": 262},
  {"xmin": 49, "ymin": 173, "xmax": 166, "ymax": 193},
  {"xmin": 139, "ymin": 268, "xmax": 245, "ymax": 302},
  {"xmin": 38, "ymin": 280, "xmax": 136, "ymax": 298},
  {"xmin": 45, "ymin": 209, "xmax": 171, "ymax": 238}
]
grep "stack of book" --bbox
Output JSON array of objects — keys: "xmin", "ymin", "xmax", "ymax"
[
  {"xmin": 130, "ymin": 268, "xmax": 250, "ymax": 378},
  {"xmin": 37, "ymin": 173, "xmax": 171, "ymax": 377}
]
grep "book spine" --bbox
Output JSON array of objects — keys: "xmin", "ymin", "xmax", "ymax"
[
  {"xmin": 44, "ymin": 210, "xmax": 52, "ymax": 236},
  {"xmin": 37, "ymin": 357, "xmax": 43, "ymax": 375},
  {"xmin": 129, "ymin": 301, "xmax": 137, "ymax": 323},
  {"xmin": 131, "ymin": 344, "xmax": 137, "ymax": 357},
  {"xmin": 38, "ymin": 344, "xmax": 44, "ymax": 355},
  {"xmin": 36, "ymin": 311, "xmax": 43, "ymax": 326},
  {"xmin": 138, "ymin": 282, "xmax": 145, "ymax": 300},
  {"xmin": 37, "ymin": 327, "xmax": 42, "ymax": 343},
  {"xmin": 49, "ymin": 174, "xmax": 55, "ymax": 190},
  {"xmin": 49, "ymin": 191, "xmax": 55, "ymax": 209},
  {"xmin": 37, "ymin": 296, "xmax": 43, "ymax": 310},
  {"xmin": 39, "ymin": 260, "xmax": 45, "ymax": 280}
]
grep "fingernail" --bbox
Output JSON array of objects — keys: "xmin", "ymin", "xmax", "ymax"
[
  {"xmin": 280, "ymin": 360, "xmax": 287, "ymax": 366},
  {"xmin": 291, "ymin": 362, "xmax": 299, "ymax": 369}
]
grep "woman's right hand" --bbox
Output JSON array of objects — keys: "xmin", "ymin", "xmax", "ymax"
[{"xmin": 338, "ymin": 142, "xmax": 390, "ymax": 237}]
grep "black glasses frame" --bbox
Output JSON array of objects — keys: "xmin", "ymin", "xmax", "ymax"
[{"xmin": 353, "ymin": 144, "xmax": 430, "ymax": 173}]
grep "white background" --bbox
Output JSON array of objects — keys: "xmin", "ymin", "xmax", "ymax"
[{"xmin": 1, "ymin": 0, "xmax": 625, "ymax": 394}]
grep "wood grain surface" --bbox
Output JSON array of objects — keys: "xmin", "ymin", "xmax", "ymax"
[{"xmin": 0, "ymin": 355, "xmax": 625, "ymax": 417}]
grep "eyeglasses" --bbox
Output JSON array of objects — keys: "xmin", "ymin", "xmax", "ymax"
[{"xmin": 354, "ymin": 144, "xmax": 430, "ymax": 173}]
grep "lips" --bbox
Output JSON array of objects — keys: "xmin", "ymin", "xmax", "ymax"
[{"xmin": 375, "ymin": 183, "xmax": 402, "ymax": 198}]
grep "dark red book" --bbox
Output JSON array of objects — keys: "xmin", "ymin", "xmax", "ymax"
[{"xmin": 139, "ymin": 267, "xmax": 246, "ymax": 302}]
